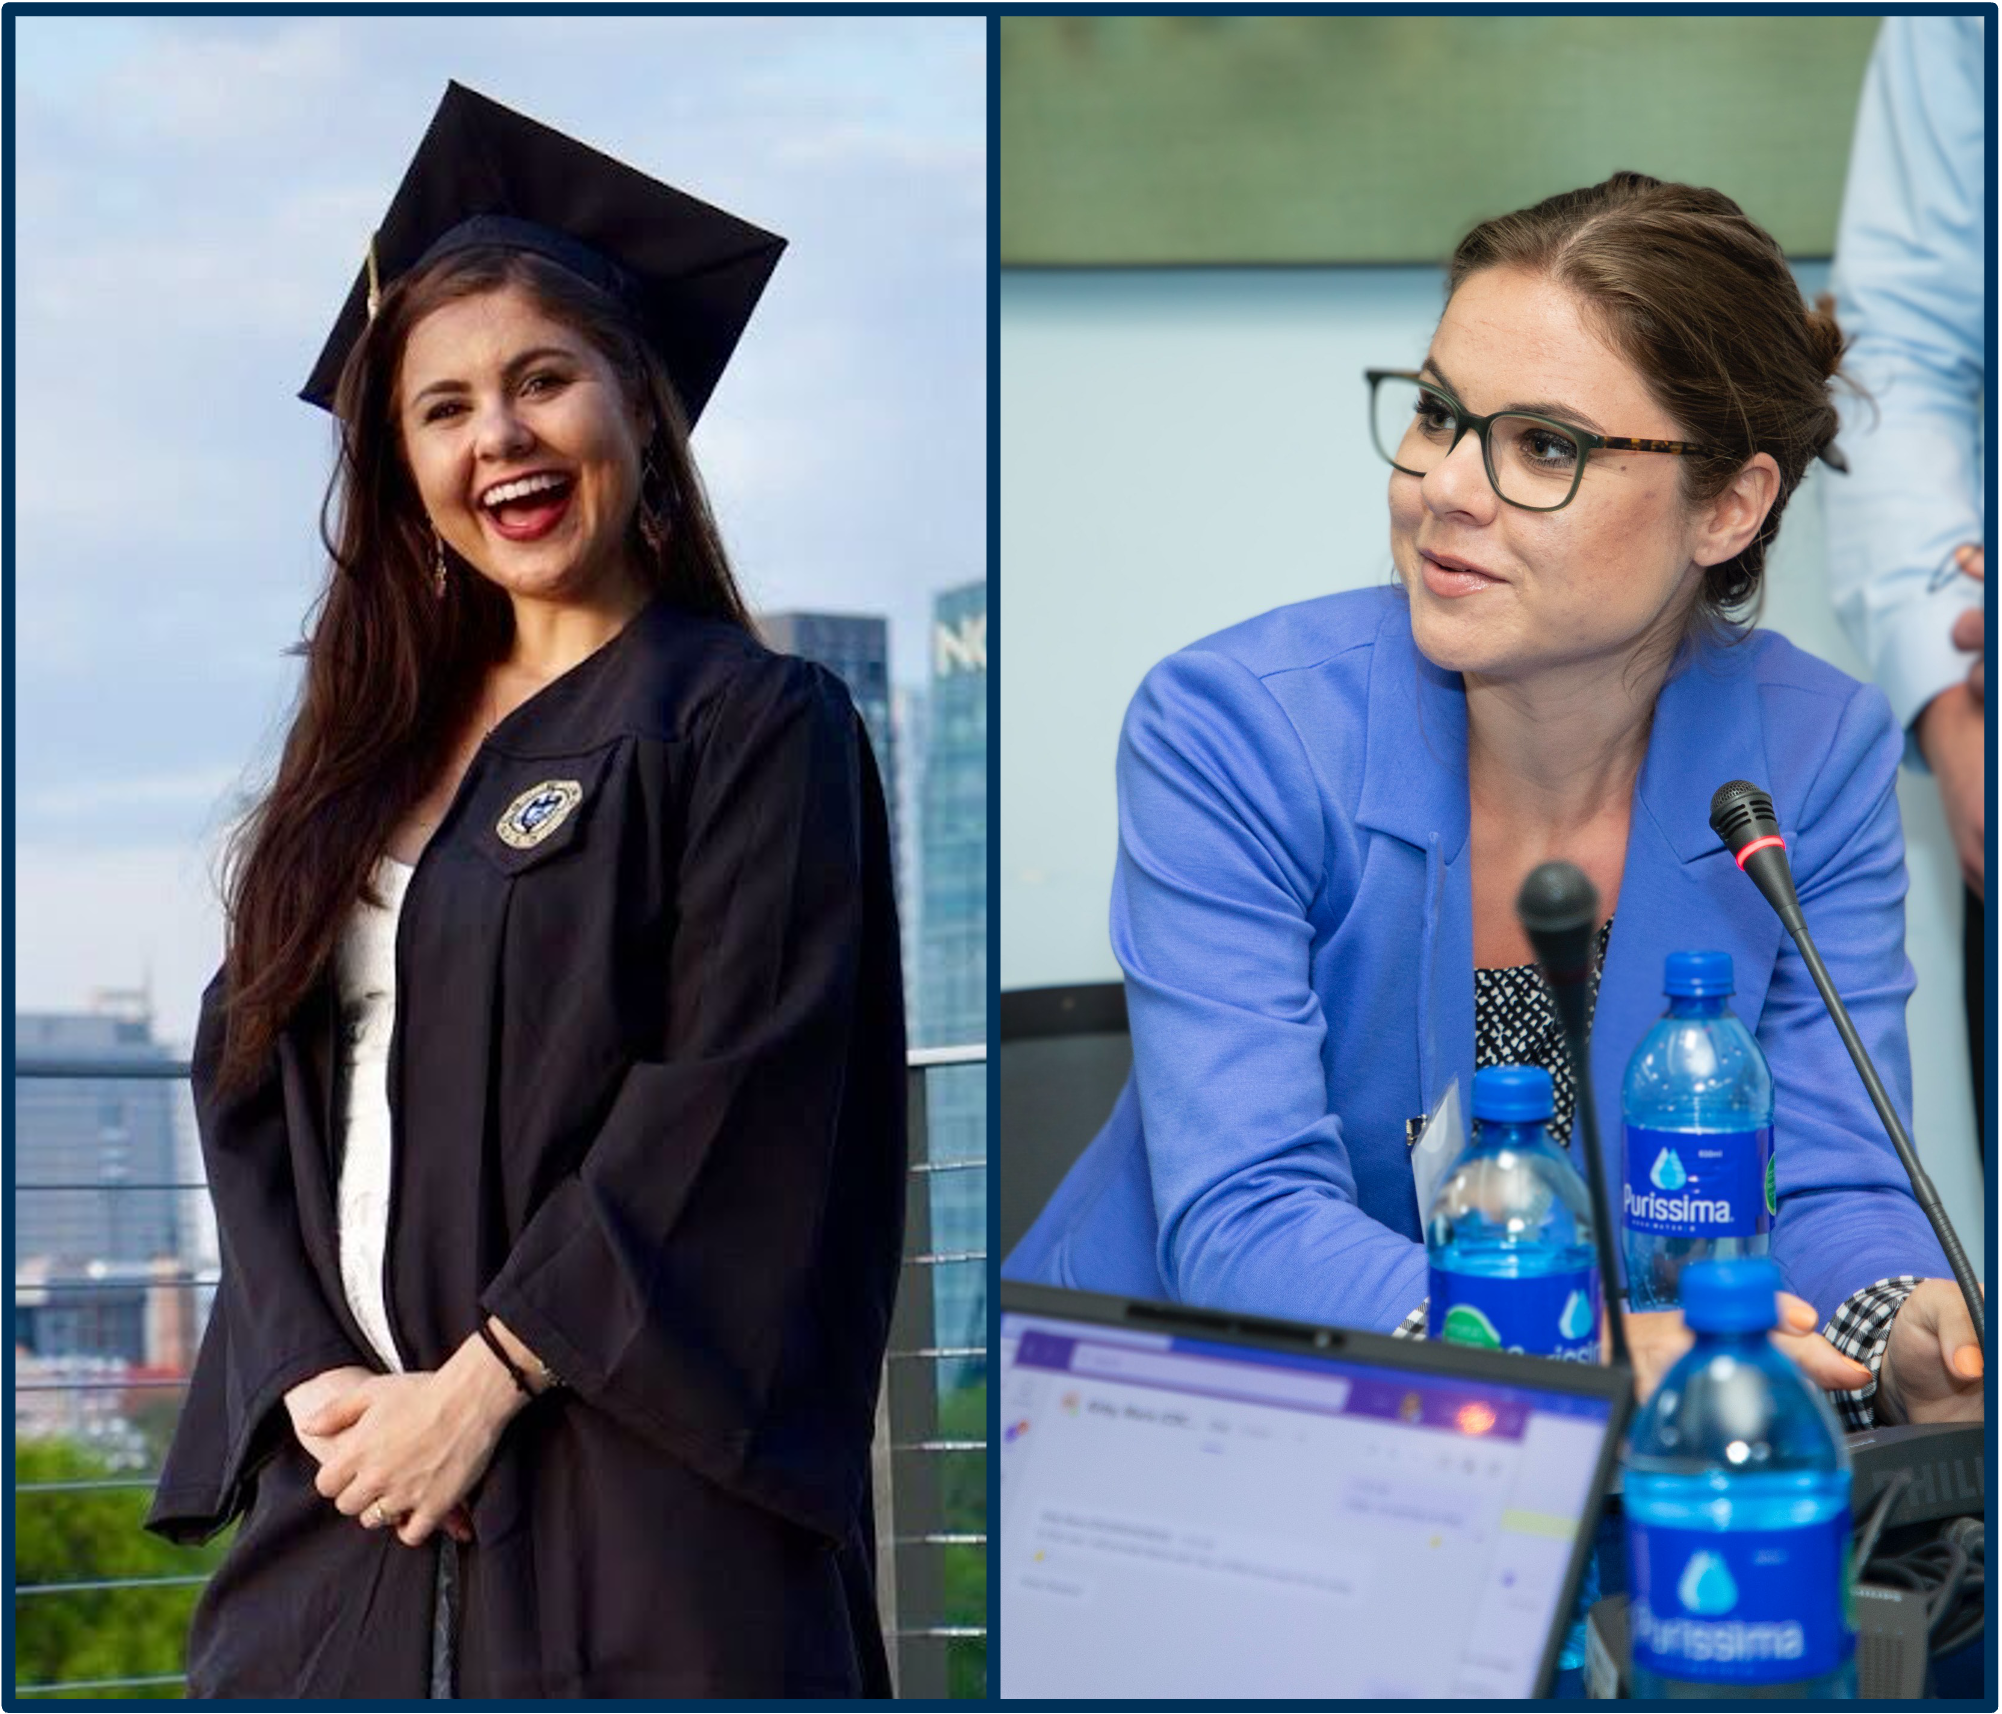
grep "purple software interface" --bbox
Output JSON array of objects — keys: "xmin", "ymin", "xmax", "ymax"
[{"xmin": 999, "ymin": 1310, "xmax": 1616, "ymax": 1700}]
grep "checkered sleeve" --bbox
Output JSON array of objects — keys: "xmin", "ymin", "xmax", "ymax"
[
  {"xmin": 1822, "ymin": 1275, "xmax": 1921, "ymax": 1431},
  {"xmin": 1393, "ymin": 1302, "xmax": 1429, "ymax": 1339}
]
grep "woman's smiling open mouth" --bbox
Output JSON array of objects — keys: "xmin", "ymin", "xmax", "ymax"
[{"xmin": 480, "ymin": 470, "xmax": 575, "ymax": 541}]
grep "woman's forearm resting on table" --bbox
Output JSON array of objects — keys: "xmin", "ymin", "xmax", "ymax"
[{"xmin": 1395, "ymin": 1277, "xmax": 1983, "ymax": 1430}]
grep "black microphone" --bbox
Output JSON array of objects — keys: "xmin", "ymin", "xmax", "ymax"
[
  {"xmin": 1517, "ymin": 862, "xmax": 1632, "ymax": 1371},
  {"xmin": 1709, "ymin": 780, "xmax": 1984, "ymax": 1344},
  {"xmin": 1709, "ymin": 780, "xmax": 1806, "ymax": 935}
]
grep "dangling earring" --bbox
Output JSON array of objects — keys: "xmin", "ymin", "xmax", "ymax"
[
  {"xmin": 431, "ymin": 529, "xmax": 448, "ymax": 599},
  {"xmin": 637, "ymin": 444, "xmax": 670, "ymax": 559}
]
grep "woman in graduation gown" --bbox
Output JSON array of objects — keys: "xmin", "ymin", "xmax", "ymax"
[{"xmin": 145, "ymin": 85, "xmax": 907, "ymax": 1698}]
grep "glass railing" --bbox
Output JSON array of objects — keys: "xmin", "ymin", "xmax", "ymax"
[{"xmin": 13, "ymin": 1047, "xmax": 988, "ymax": 1700}]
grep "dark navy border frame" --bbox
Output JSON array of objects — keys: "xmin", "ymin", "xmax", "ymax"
[{"xmin": 3, "ymin": 2, "xmax": 1996, "ymax": 1710}]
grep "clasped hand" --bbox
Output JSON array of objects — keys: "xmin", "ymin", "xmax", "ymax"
[
  {"xmin": 1616, "ymin": 1279, "xmax": 1983, "ymax": 1423},
  {"xmin": 1618, "ymin": 1291, "xmax": 1867, "ymax": 1404},
  {"xmin": 1877, "ymin": 1277, "xmax": 1985, "ymax": 1424},
  {"xmin": 282, "ymin": 1336, "xmax": 525, "ymax": 1548}
]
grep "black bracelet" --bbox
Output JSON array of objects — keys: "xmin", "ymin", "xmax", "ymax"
[{"xmin": 478, "ymin": 1322, "xmax": 535, "ymax": 1398}]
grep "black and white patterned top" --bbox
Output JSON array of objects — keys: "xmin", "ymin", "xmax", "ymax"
[
  {"xmin": 1472, "ymin": 918, "xmax": 1612, "ymax": 1147},
  {"xmin": 1398, "ymin": 918, "xmax": 1917, "ymax": 1431}
]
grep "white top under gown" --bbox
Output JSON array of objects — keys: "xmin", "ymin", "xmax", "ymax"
[
  {"xmin": 333, "ymin": 853, "xmax": 412, "ymax": 1371},
  {"xmin": 331, "ymin": 853, "xmax": 456, "ymax": 1699}
]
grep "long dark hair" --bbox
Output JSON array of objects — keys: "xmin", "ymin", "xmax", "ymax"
[
  {"xmin": 216, "ymin": 246, "xmax": 753, "ymax": 1094},
  {"xmin": 1447, "ymin": 172, "xmax": 1847, "ymax": 635}
]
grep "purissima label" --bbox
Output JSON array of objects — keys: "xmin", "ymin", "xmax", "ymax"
[
  {"xmin": 1628, "ymin": 1512, "xmax": 1851, "ymax": 1684},
  {"xmin": 1426, "ymin": 1263, "xmax": 1600, "ymax": 1361},
  {"xmin": 1622, "ymin": 1124, "xmax": 1772, "ymax": 1238}
]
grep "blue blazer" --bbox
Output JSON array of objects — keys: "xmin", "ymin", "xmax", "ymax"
[{"xmin": 1007, "ymin": 586, "xmax": 1949, "ymax": 1331}]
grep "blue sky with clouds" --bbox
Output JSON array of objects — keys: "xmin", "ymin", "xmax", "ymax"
[{"xmin": 14, "ymin": 14, "xmax": 987, "ymax": 1044}]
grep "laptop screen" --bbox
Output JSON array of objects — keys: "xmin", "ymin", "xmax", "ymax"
[{"xmin": 999, "ymin": 1302, "xmax": 1619, "ymax": 1699}]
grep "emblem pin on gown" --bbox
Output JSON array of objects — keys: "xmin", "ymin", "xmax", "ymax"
[{"xmin": 496, "ymin": 779, "xmax": 583, "ymax": 849}]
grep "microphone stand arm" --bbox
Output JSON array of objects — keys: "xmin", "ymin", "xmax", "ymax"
[
  {"xmin": 1782, "ymin": 916, "xmax": 1985, "ymax": 1343},
  {"xmin": 1564, "ymin": 1051, "xmax": 1634, "ymax": 1372}
]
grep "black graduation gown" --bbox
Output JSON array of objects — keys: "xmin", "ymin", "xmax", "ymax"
[{"xmin": 146, "ymin": 599, "xmax": 908, "ymax": 1698}]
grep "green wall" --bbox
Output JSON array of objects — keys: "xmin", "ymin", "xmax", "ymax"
[{"xmin": 1002, "ymin": 16, "xmax": 1883, "ymax": 265}]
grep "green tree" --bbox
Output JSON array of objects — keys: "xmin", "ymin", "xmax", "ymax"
[
  {"xmin": 939, "ymin": 1377, "xmax": 988, "ymax": 1698},
  {"xmin": 14, "ymin": 1439, "xmax": 225, "ymax": 1700}
]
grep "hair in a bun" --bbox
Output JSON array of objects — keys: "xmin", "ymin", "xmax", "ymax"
[{"xmin": 1804, "ymin": 292, "xmax": 1848, "ymax": 382}]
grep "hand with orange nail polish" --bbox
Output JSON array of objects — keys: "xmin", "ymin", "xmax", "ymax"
[
  {"xmin": 1878, "ymin": 1278, "xmax": 1986, "ymax": 1425},
  {"xmin": 1613, "ymin": 1292, "xmax": 1872, "ymax": 1406}
]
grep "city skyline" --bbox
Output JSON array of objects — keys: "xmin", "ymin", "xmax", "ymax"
[
  {"xmin": 15, "ymin": 14, "xmax": 985, "ymax": 1050},
  {"xmin": 17, "ymin": 584, "xmax": 977, "ymax": 1052}
]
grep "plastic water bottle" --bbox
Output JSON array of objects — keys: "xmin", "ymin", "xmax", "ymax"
[
  {"xmin": 1427, "ymin": 1064, "xmax": 1603, "ymax": 1669},
  {"xmin": 1426, "ymin": 1064, "xmax": 1601, "ymax": 1361},
  {"xmin": 1622, "ymin": 951, "xmax": 1774, "ymax": 1312},
  {"xmin": 1624, "ymin": 1258, "xmax": 1855, "ymax": 1698}
]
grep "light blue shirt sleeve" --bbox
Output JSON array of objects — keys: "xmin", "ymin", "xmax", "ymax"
[{"xmin": 1824, "ymin": 16, "xmax": 1987, "ymax": 761}]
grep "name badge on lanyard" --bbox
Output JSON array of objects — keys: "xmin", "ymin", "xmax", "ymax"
[{"xmin": 1408, "ymin": 1075, "xmax": 1466, "ymax": 1223}]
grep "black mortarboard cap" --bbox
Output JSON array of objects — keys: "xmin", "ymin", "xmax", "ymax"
[{"xmin": 300, "ymin": 82, "xmax": 786, "ymax": 425}]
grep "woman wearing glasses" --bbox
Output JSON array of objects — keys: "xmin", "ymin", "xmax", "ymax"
[{"xmin": 1008, "ymin": 173, "xmax": 1980, "ymax": 1428}]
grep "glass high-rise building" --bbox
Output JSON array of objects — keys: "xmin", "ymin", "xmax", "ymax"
[
  {"xmin": 15, "ymin": 1007, "xmax": 187, "ymax": 1270},
  {"xmin": 918, "ymin": 582, "xmax": 987, "ymax": 1382},
  {"xmin": 14, "ymin": 1004, "xmax": 193, "ymax": 1368},
  {"xmin": 892, "ymin": 684, "xmax": 929, "ymax": 1040}
]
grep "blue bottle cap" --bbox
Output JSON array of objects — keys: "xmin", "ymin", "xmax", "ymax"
[
  {"xmin": 1664, "ymin": 950, "xmax": 1734, "ymax": 997},
  {"xmin": 1471, "ymin": 1064, "xmax": 1554, "ymax": 1123},
  {"xmin": 1680, "ymin": 1258, "xmax": 1781, "ymax": 1334}
]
